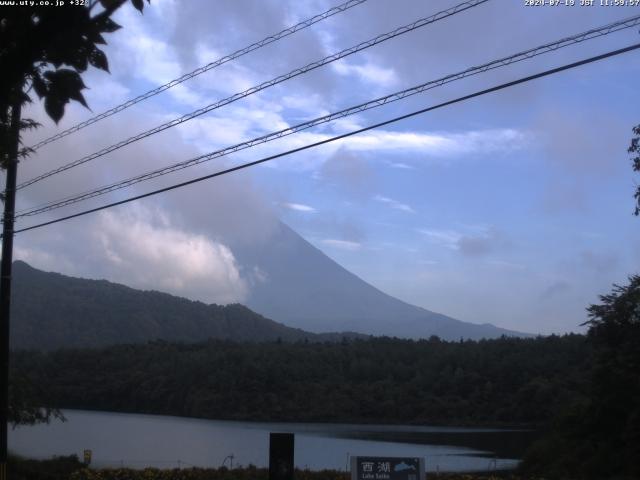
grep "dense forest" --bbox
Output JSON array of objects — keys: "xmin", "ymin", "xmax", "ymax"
[{"xmin": 12, "ymin": 335, "xmax": 589, "ymax": 427}]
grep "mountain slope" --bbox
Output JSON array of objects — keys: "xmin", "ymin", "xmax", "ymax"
[
  {"xmin": 9, "ymin": 261, "xmax": 345, "ymax": 350},
  {"xmin": 234, "ymin": 222, "xmax": 527, "ymax": 340}
]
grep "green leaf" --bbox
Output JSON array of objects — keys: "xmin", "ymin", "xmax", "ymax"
[
  {"xmin": 99, "ymin": 0, "xmax": 120, "ymax": 8},
  {"xmin": 67, "ymin": 49, "xmax": 89, "ymax": 73},
  {"xmin": 88, "ymin": 48, "xmax": 109, "ymax": 72},
  {"xmin": 44, "ymin": 69, "xmax": 87, "ymax": 95},
  {"xmin": 19, "ymin": 119, "xmax": 42, "ymax": 131},
  {"xmin": 31, "ymin": 74, "xmax": 48, "ymax": 99},
  {"xmin": 97, "ymin": 16, "xmax": 121, "ymax": 33},
  {"xmin": 44, "ymin": 95, "xmax": 65, "ymax": 124},
  {"xmin": 131, "ymin": 0, "xmax": 144, "ymax": 12},
  {"xmin": 69, "ymin": 89, "xmax": 88, "ymax": 109},
  {"xmin": 93, "ymin": 32, "xmax": 107, "ymax": 45},
  {"xmin": 42, "ymin": 69, "xmax": 90, "ymax": 121}
]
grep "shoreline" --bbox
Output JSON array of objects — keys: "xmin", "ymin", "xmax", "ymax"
[{"xmin": 46, "ymin": 407, "xmax": 538, "ymax": 431}]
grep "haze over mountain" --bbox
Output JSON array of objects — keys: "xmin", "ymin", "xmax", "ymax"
[
  {"xmin": 10, "ymin": 220, "xmax": 526, "ymax": 351},
  {"xmin": 232, "ymin": 222, "xmax": 528, "ymax": 340}
]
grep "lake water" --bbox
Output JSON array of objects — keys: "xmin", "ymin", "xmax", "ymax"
[{"xmin": 9, "ymin": 410, "xmax": 535, "ymax": 473}]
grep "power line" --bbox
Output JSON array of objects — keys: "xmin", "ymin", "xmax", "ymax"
[
  {"xmin": 15, "ymin": 0, "xmax": 488, "ymax": 191},
  {"xmin": 12, "ymin": 42, "xmax": 640, "ymax": 236},
  {"xmin": 26, "ymin": 0, "xmax": 369, "ymax": 152},
  {"xmin": 15, "ymin": 13, "xmax": 640, "ymax": 219}
]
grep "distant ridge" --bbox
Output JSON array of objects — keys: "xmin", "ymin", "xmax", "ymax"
[{"xmin": 10, "ymin": 261, "xmax": 362, "ymax": 351}]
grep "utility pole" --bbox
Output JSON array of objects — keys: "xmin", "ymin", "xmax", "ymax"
[{"xmin": 0, "ymin": 100, "xmax": 21, "ymax": 480}]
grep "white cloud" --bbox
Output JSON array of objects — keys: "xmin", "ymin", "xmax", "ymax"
[
  {"xmin": 486, "ymin": 259, "xmax": 526, "ymax": 270},
  {"xmin": 213, "ymin": 124, "xmax": 532, "ymax": 175},
  {"xmin": 374, "ymin": 194, "xmax": 415, "ymax": 213},
  {"xmin": 128, "ymin": 32, "xmax": 181, "ymax": 83},
  {"xmin": 332, "ymin": 59, "xmax": 398, "ymax": 88},
  {"xmin": 418, "ymin": 226, "xmax": 509, "ymax": 257},
  {"xmin": 418, "ymin": 228, "xmax": 462, "ymax": 249},
  {"xmin": 280, "ymin": 93, "xmax": 327, "ymax": 114},
  {"xmin": 174, "ymin": 101, "xmax": 290, "ymax": 153},
  {"xmin": 14, "ymin": 247, "xmax": 76, "ymax": 274},
  {"xmin": 14, "ymin": 205, "xmax": 251, "ymax": 306},
  {"xmin": 329, "ymin": 116, "xmax": 364, "ymax": 133},
  {"xmin": 177, "ymin": 114, "xmax": 254, "ymax": 148},
  {"xmin": 93, "ymin": 207, "xmax": 248, "ymax": 304},
  {"xmin": 256, "ymin": 127, "xmax": 532, "ymax": 172},
  {"xmin": 283, "ymin": 202, "xmax": 316, "ymax": 213},
  {"xmin": 81, "ymin": 75, "xmax": 131, "ymax": 110},
  {"xmin": 419, "ymin": 260, "xmax": 439, "ymax": 266},
  {"xmin": 74, "ymin": 208, "xmax": 247, "ymax": 304},
  {"xmin": 194, "ymin": 52, "xmax": 259, "ymax": 94},
  {"xmin": 388, "ymin": 162, "xmax": 414, "ymax": 170},
  {"xmin": 336, "ymin": 129, "xmax": 530, "ymax": 156},
  {"xmin": 108, "ymin": 7, "xmax": 205, "ymax": 108},
  {"xmin": 321, "ymin": 239, "xmax": 362, "ymax": 251}
]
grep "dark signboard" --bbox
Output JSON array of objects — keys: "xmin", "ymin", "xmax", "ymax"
[
  {"xmin": 351, "ymin": 456, "xmax": 425, "ymax": 480},
  {"xmin": 269, "ymin": 433, "xmax": 294, "ymax": 480}
]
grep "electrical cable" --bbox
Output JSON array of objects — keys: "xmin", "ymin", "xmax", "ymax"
[
  {"xmin": 15, "ymin": 14, "xmax": 640, "ymax": 219},
  {"xmin": 26, "ymin": 0, "xmax": 370, "ymax": 151},
  {"xmin": 15, "ymin": 0, "xmax": 488, "ymax": 191},
  {"xmin": 11, "ymin": 42, "xmax": 640, "ymax": 236}
]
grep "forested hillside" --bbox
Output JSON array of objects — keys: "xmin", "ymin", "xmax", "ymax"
[
  {"xmin": 10, "ymin": 261, "xmax": 359, "ymax": 350},
  {"xmin": 12, "ymin": 335, "xmax": 589, "ymax": 427}
]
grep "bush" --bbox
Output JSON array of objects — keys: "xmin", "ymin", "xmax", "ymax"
[{"xmin": 8, "ymin": 454, "xmax": 85, "ymax": 480}]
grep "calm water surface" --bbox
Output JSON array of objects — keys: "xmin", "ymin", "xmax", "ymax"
[{"xmin": 9, "ymin": 410, "xmax": 535, "ymax": 472}]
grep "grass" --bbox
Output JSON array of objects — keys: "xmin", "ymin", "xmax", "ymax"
[{"xmin": 8, "ymin": 456, "xmax": 549, "ymax": 480}]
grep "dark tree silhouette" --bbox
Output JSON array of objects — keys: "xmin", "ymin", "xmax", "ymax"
[
  {"xmin": 628, "ymin": 125, "xmax": 640, "ymax": 215},
  {"xmin": 0, "ymin": 0, "xmax": 149, "ymax": 128},
  {"xmin": 582, "ymin": 275, "xmax": 640, "ymax": 478},
  {"xmin": 0, "ymin": 1, "xmax": 150, "ymax": 475},
  {"xmin": 522, "ymin": 276, "xmax": 640, "ymax": 479}
]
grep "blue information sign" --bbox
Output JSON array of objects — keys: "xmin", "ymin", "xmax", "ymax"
[{"xmin": 351, "ymin": 456, "xmax": 425, "ymax": 480}]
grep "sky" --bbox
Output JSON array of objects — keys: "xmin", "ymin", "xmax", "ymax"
[{"xmin": 7, "ymin": 0, "xmax": 640, "ymax": 335}]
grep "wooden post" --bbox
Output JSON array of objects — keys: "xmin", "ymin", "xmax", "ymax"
[
  {"xmin": 0, "ymin": 100, "xmax": 21, "ymax": 480},
  {"xmin": 269, "ymin": 432, "xmax": 294, "ymax": 480}
]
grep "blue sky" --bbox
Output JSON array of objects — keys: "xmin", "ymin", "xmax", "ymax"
[{"xmin": 11, "ymin": 0, "xmax": 640, "ymax": 334}]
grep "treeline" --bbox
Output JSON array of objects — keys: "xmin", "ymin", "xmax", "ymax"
[{"xmin": 12, "ymin": 334, "xmax": 590, "ymax": 427}]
